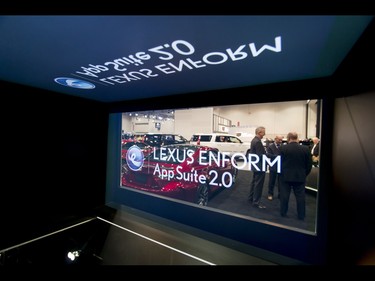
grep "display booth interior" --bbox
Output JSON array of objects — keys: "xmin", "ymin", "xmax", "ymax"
[{"xmin": 0, "ymin": 15, "xmax": 374, "ymax": 265}]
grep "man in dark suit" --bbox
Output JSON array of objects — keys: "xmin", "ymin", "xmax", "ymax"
[
  {"xmin": 266, "ymin": 135, "xmax": 283, "ymax": 200},
  {"xmin": 279, "ymin": 132, "xmax": 312, "ymax": 220},
  {"xmin": 248, "ymin": 126, "xmax": 267, "ymax": 209}
]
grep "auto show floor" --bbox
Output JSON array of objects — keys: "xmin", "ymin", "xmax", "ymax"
[{"xmin": 208, "ymin": 169, "xmax": 318, "ymax": 233}]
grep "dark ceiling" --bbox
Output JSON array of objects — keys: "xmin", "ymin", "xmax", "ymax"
[{"xmin": 0, "ymin": 15, "xmax": 373, "ymax": 104}]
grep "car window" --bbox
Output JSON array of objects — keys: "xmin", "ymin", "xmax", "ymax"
[
  {"xmin": 215, "ymin": 136, "xmax": 226, "ymax": 142},
  {"xmin": 191, "ymin": 135, "xmax": 199, "ymax": 142},
  {"xmin": 163, "ymin": 135, "xmax": 173, "ymax": 141},
  {"xmin": 228, "ymin": 136, "xmax": 242, "ymax": 143},
  {"xmin": 192, "ymin": 135, "xmax": 212, "ymax": 142},
  {"xmin": 144, "ymin": 135, "xmax": 161, "ymax": 146}
]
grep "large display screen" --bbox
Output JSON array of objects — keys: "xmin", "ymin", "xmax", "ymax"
[{"xmin": 106, "ymin": 99, "xmax": 321, "ymax": 236}]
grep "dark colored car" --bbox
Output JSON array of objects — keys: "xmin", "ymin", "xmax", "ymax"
[
  {"xmin": 143, "ymin": 133, "xmax": 189, "ymax": 147},
  {"xmin": 121, "ymin": 134, "xmax": 146, "ymax": 145},
  {"xmin": 121, "ymin": 144, "xmax": 238, "ymax": 205}
]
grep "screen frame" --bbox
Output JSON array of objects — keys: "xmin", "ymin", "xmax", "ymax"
[{"xmin": 105, "ymin": 80, "xmax": 331, "ymax": 264}]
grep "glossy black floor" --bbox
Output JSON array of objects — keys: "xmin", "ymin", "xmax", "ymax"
[
  {"xmin": 0, "ymin": 205, "xmax": 304, "ymax": 266},
  {"xmin": 0, "ymin": 168, "xmax": 317, "ymax": 266}
]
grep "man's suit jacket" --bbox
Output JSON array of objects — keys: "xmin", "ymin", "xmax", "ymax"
[
  {"xmin": 250, "ymin": 136, "xmax": 265, "ymax": 171},
  {"xmin": 311, "ymin": 142, "xmax": 320, "ymax": 157},
  {"xmin": 280, "ymin": 142, "xmax": 312, "ymax": 183},
  {"xmin": 266, "ymin": 142, "xmax": 281, "ymax": 172}
]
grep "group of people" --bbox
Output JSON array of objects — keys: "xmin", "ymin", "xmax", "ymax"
[{"xmin": 248, "ymin": 126, "xmax": 318, "ymax": 220}]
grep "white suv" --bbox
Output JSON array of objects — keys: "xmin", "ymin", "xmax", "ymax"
[{"xmin": 190, "ymin": 133, "xmax": 251, "ymax": 157}]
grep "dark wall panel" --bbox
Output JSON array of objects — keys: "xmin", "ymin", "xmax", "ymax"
[
  {"xmin": 0, "ymin": 82, "xmax": 108, "ymax": 250},
  {"xmin": 330, "ymin": 91, "xmax": 375, "ymax": 264}
]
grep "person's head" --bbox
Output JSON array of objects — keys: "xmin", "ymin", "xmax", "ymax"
[
  {"xmin": 220, "ymin": 136, "xmax": 225, "ymax": 142},
  {"xmin": 286, "ymin": 132, "xmax": 299, "ymax": 143},
  {"xmin": 274, "ymin": 135, "xmax": 283, "ymax": 144},
  {"xmin": 255, "ymin": 126, "xmax": 266, "ymax": 139},
  {"xmin": 312, "ymin": 137, "xmax": 319, "ymax": 144}
]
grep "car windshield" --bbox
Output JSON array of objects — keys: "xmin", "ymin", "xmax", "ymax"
[{"xmin": 176, "ymin": 135, "xmax": 189, "ymax": 142}]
